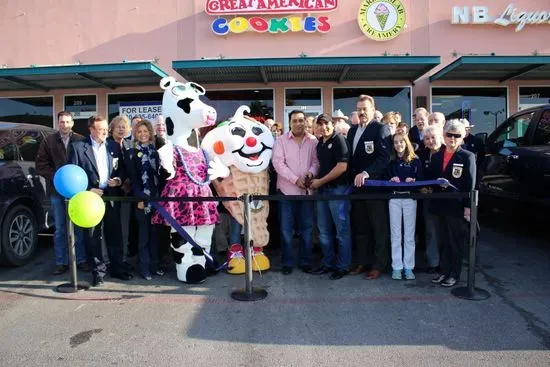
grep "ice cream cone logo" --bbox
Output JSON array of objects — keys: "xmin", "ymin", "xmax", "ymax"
[
  {"xmin": 358, "ymin": 0, "xmax": 406, "ymax": 41},
  {"xmin": 374, "ymin": 3, "xmax": 390, "ymax": 30}
]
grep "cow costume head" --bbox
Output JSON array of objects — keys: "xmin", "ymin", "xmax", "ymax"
[
  {"xmin": 201, "ymin": 106, "xmax": 274, "ymax": 173},
  {"xmin": 160, "ymin": 76, "xmax": 216, "ymax": 149}
]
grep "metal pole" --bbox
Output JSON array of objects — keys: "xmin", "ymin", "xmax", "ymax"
[
  {"xmin": 467, "ymin": 190, "xmax": 478, "ymax": 294},
  {"xmin": 56, "ymin": 199, "xmax": 90, "ymax": 293},
  {"xmin": 243, "ymin": 193, "xmax": 253, "ymax": 294},
  {"xmin": 451, "ymin": 190, "xmax": 490, "ymax": 301},
  {"xmin": 230, "ymin": 194, "xmax": 267, "ymax": 302}
]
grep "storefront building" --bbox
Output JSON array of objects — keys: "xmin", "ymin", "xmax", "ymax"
[{"xmin": 0, "ymin": 0, "xmax": 549, "ymax": 135}]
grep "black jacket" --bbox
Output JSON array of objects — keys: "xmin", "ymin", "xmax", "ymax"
[
  {"xmin": 425, "ymin": 147, "xmax": 476, "ymax": 215},
  {"xmin": 68, "ymin": 137, "xmax": 125, "ymax": 196},
  {"xmin": 408, "ymin": 125, "xmax": 425, "ymax": 151},
  {"xmin": 35, "ymin": 131, "xmax": 84, "ymax": 194},
  {"xmin": 347, "ymin": 121, "xmax": 392, "ymax": 181}
]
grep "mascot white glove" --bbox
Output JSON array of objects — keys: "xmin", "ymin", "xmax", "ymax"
[
  {"xmin": 208, "ymin": 156, "xmax": 230, "ymax": 181},
  {"xmin": 158, "ymin": 141, "xmax": 176, "ymax": 180}
]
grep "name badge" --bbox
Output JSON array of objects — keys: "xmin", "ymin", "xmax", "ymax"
[
  {"xmin": 364, "ymin": 141, "xmax": 374, "ymax": 154},
  {"xmin": 113, "ymin": 157, "xmax": 119, "ymax": 170},
  {"xmin": 452, "ymin": 163, "xmax": 463, "ymax": 178}
]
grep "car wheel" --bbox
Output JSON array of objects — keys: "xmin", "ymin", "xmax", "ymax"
[{"xmin": 0, "ymin": 205, "xmax": 39, "ymax": 266}]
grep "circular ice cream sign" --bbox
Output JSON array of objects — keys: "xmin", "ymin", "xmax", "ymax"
[{"xmin": 358, "ymin": 0, "xmax": 406, "ymax": 41}]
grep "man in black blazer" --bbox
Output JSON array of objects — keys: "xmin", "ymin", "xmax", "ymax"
[
  {"xmin": 409, "ymin": 107, "xmax": 428, "ymax": 151},
  {"xmin": 68, "ymin": 115, "xmax": 132, "ymax": 286},
  {"xmin": 347, "ymin": 95, "xmax": 392, "ymax": 280}
]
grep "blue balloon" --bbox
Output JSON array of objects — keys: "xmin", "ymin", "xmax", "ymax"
[{"xmin": 53, "ymin": 164, "xmax": 88, "ymax": 199}]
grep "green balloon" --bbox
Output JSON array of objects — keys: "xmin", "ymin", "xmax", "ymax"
[{"xmin": 68, "ymin": 191, "xmax": 105, "ymax": 228}]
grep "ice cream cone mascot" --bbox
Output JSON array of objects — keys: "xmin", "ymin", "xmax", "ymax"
[
  {"xmin": 152, "ymin": 76, "xmax": 223, "ymax": 284},
  {"xmin": 201, "ymin": 106, "xmax": 274, "ymax": 274}
]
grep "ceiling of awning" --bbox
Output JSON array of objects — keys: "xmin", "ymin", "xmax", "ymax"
[
  {"xmin": 0, "ymin": 61, "xmax": 168, "ymax": 92},
  {"xmin": 172, "ymin": 56, "xmax": 441, "ymax": 84},
  {"xmin": 430, "ymin": 56, "xmax": 550, "ymax": 82}
]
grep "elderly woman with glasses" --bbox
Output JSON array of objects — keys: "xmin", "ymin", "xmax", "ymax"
[
  {"xmin": 417, "ymin": 126, "xmax": 444, "ymax": 274},
  {"xmin": 426, "ymin": 119, "xmax": 476, "ymax": 287}
]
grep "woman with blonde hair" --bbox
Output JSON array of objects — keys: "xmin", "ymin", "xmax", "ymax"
[
  {"xmin": 129, "ymin": 119, "xmax": 162, "ymax": 280},
  {"xmin": 386, "ymin": 132, "xmax": 422, "ymax": 280}
]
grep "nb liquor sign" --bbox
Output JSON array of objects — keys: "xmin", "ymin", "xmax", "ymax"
[
  {"xmin": 452, "ymin": 3, "xmax": 550, "ymax": 32},
  {"xmin": 206, "ymin": 0, "xmax": 337, "ymax": 35}
]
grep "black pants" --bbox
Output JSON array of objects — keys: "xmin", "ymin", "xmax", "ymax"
[
  {"xmin": 439, "ymin": 214, "xmax": 466, "ymax": 279},
  {"xmin": 352, "ymin": 198, "xmax": 390, "ymax": 271},
  {"xmin": 84, "ymin": 202, "xmax": 124, "ymax": 277}
]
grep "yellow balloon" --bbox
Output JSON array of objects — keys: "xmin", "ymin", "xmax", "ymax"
[{"xmin": 68, "ymin": 191, "xmax": 105, "ymax": 228}]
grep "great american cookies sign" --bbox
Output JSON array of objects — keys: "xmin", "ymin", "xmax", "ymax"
[{"xmin": 206, "ymin": 0, "xmax": 338, "ymax": 35}]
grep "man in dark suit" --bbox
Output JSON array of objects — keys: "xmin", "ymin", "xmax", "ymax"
[
  {"xmin": 409, "ymin": 107, "xmax": 428, "ymax": 151},
  {"xmin": 347, "ymin": 95, "xmax": 392, "ymax": 280},
  {"xmin": 68, "ymin": 115, "xmax": 132, "ymax": 286}
]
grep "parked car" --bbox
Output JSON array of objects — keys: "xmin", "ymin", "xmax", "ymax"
[
  {"xmin": 0, "ymin": 122, "xmax": 55, "ymax": 266},
  {"xmin": 478, "ymin": 104, "xmax": 550, "ymax": 209}
]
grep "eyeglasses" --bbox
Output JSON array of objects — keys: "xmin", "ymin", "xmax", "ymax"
[{"xmin": 445, "ymin": 132, "xmax": 462, "ymax": 139}]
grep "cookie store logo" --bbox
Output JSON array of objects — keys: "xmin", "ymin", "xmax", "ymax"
[{"xmin": 358, "ymin": 0, "xmax": 406, "ymax": 41}]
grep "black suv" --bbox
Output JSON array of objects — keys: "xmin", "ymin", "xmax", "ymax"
[
  {"xmin": 479, "ymin": 104, "xmax": 550, "ymax": 207},
  {"xmin": 0, "ymin": 122, "xmax": 55, "ymax": 266}
]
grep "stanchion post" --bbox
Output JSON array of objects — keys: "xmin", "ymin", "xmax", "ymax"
[
  {"xmin": 230, "ymin": 194, "xmax": 267, "ymax": 301},
  {"xmin": 55, "ymin": 199, "xmax": 90, "ymax": 293},
  {"xmin": 451, "ymin": 190, "xmax": 490, "ymax": 301}
]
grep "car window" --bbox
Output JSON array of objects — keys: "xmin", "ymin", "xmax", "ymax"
[
  {"xmin": 533, "ymin": 110, "xmax": 550, "ymax": 145},
  {"xmin": 13, "ymin": 129, "xmax": 43, "ymax": 161},
  {"xmin": 0, "ymin": 131, "xmax": 18, "ymax": 161},
  {"xmin": 494, "ymin": 112, "xmax": 533, "ymax": 148}
]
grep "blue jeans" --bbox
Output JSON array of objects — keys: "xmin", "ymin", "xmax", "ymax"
[
  {"xmin": 229, "ymin": 217, "xmax": 242, "ymax": 245},
  {"xmin": 279, "ymin": 196, "xmax": 313, "ymax": 267},
  {"xmin": 51, "ymin": 193, "xmax": 86, "ymax": 265},
  {"xmin": 316, "ymin": 185, "xmax": 352, "ymax": 270}
]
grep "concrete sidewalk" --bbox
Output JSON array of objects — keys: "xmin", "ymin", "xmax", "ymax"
[{"xmin": 0, "ymin": 220, "xmax": 549, "ymax": 366}]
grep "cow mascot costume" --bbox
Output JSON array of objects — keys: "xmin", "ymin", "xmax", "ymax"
[
  {"xmin": 201, "ymin": 106, "xmax": 274, "ymax": 274},
  {"xmin": 152, "ymin": 76, "xmax": 226, "ymax": 284}
]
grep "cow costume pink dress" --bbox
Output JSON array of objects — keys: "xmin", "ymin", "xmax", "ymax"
[
  {"xmin": 152, "ymin": 147, "xmax": 218, "ymax": 226},
  {"xmin": 155, "ymin": 76, "xmax": 226, "ymax": 284}
]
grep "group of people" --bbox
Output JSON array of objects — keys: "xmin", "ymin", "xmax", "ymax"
[
  {"xmin": 36, "ymin": 112, "xmax": 170, "ymax": 285},
  {"xmin": 266, "ymin": 96, "xmax": 478, "ymax": 287},
  {"xmin": 36, "ymin": 92, "xmax": 479, "ymax": 288}
]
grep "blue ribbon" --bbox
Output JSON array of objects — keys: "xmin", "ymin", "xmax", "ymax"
[
  {"xmin": 151, "ymin": 202, "xmax": 227, "ymax": 271},
  {"xmin": 363, "ymin": 178, "xmax": 458, "ymax": 191},
  {"xmin": 337, "ymin": 179, "xmax": 457, "ymax": 220}
]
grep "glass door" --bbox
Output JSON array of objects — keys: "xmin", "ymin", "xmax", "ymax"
[{"xmin": 284, "ymin": 88, "xmax": 322, "ymax": 132}]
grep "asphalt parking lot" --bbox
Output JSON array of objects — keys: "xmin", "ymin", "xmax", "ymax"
[{"xmin": 0, "ymin": 210, "xmax": 548, "ymax": 366}]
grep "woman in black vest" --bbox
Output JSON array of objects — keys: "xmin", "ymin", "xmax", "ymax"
[{"xmin": 426, "ymin": 119, "xmax": 475, "ymax": 287}]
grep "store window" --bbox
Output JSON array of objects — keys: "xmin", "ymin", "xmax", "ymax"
[
  {"xmin": 203, "ymin": 89, "xmax": 274, "ymax": 123},
  {"xmin": 432, "ymin": 87, "xmax": 507, "ymax": 134},
  {"xmin": 64, "ymin": 95, "xmax": 97, "ymax": 136},
  {"xmin": 333, "ymin": 87, "xmax": 412, "ymax": 124},
  {"xmin": 107, "ymin": 92, "xmax": 163, "ymax": 122},
  {"xmin": 519, "ymin": 87, "xmax": 550, "ymax": 111},
  {"xmin": 0, "ymin": 97, "xmax": 54, "ymax": 127}
]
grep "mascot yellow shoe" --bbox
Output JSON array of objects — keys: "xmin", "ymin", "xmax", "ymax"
[
  {"xmin": 227, "ymin": 244, "xmax": 245, "ymax": 275},
  {"xmin": 251, "ymin": 246, "xmax": 270, "ymax": 272}
]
